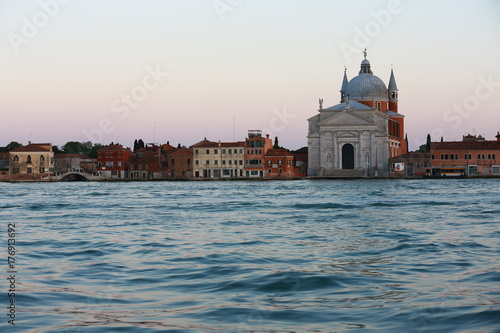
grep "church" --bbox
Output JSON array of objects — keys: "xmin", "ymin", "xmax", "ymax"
[{"xmin": 307, "ymin": 51, "xmax": 406, "ymax": 177}]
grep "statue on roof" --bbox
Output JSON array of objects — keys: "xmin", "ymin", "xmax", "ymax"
[
  {"xmin": 319, "ymin": 98, "xmax": 323, "ymax": 110},
  {"xmin": 363, "ymin": 48, "xmax": 367, "ymax": 59}
]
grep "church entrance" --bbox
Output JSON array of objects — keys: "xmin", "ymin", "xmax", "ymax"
[{"xmin": 342, "ymin": 144, "xmax": 355, "ymax": 169}]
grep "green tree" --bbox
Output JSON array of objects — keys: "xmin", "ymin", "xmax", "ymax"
[
  {"xmin": 4, "ymin": 141, "xmax": 23, "ymax": 152},
  {"xmin": 273, "ymin": 136, "xmax": 281, "ymax": 149},
  {"xmin": 426, "ymin": 134, "xmax": 431, "ymax": 152}
]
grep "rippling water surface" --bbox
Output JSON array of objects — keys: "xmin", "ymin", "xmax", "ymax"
[{"xmin": 1, "ymin": 179, "xmax": 499, "ymax": 332}]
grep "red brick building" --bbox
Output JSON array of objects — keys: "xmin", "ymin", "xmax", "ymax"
[
  {"xmin": 264, "ymin": 149, "xmax": 299, "ymax": 177},
  {"xmin": 129, "ymin": 146, "xmax": 165, "ymax": 179},
  {"xmin": 430, "ymin": 133, "xmax": 500, "ymax": 176},
  {"xmin": 389, "ymin": 152, "xmax": 431, "ymax": 177},
  {"xmin": 97, "ymin": 144, "xmax": 131, "ymax": 179},
  {"xmin": 166, "ymin": 148, "xmax": 193, "ymax": 178}
]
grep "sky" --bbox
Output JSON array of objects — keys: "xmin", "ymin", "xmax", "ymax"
[{"xmin": 1, "ymin": 0, "xmax": 499, "ymax": 151}]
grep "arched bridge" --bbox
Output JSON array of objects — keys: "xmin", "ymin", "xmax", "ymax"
[{"xmin": 51, "ymin": 172, "xmax": 105, "ymax": 182}]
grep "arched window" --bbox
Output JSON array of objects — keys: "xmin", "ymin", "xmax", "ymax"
[
  {"xmin": 13, "ymin": 155, "xmax": 19, "ymax": 162},
  {"xmin": 40, "ymin": 155, "xmax": 45, "ymax": 162},
  {"xmin": 27, "ymin": 155, "xmax": 32, "ymax": 163},
  {"xmin": 187, "ymin": 159, "xmax": 191, "ymax": 165}
]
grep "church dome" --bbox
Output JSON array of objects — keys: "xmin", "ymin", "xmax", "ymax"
[{"xmin": 345, "ymin": 74, "xmax": 388, "ymax": 101}]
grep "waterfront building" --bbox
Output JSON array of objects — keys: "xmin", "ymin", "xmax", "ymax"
[
  {"xmin": 264, "ymin": 149, "xmax": 298, "ymax": 177},
  {"xmin": 54, "ymin": 154, "xmax": 95, "ymax": 174},
  {"xmin": 0, "ymin": 152, "xmax": 9, "ymax": 179},
  {"xmin": 389, "ymin": 152, "xmax": 431, "ymax": 177},
  {"xmin": 128, "ymin": 146, "xmax": 165, "ymax": 179},
  {"xmin": 290, "ymin": 147, "xmax": 308, "ymax": 177},
  {"xmin": 245, "ymin": 130, "xmax": 273, "ymax": 177},
  {"xmin": 9, "ymin": 142, "xmax": 54, "ymax": 179},
  {"xmin": 308, "ymin": 51, "xmax": 406, "ymax": 177},
  {"xmin": 96, "ymin": 144, "xmax": 131, "ymax": 179},
  {"xmin": 430, "ymin": 133, "xmax": 500, "ymax": 176},
  {"xmin": 192, "ymin": 139, "xmax": 245, "ymax": 178},
  {"xmin": 166, "ymin": 147, "xmax": 193, "ymax": 178}
]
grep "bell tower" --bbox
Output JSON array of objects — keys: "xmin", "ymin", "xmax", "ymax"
[{"xmin": 388, "ymin": 68, "xmax": 398, "ymax": 112}]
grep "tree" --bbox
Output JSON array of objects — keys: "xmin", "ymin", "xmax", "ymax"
[
  {"xmin": 273, "ymin": 136, "xmax": 281, "ymax": 149},
  {"xmin": 1, "ymin": 141, "xmax": 23, "ymax": 152}
]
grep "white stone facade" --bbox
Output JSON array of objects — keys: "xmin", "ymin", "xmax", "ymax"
[{"xmin": 308, "ymin": 101, "xmax": 390, "ymax": 177}]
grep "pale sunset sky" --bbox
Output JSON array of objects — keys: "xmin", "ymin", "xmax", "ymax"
[{"xmin": 1, "ymin": 0, "xmax": 499, "ymax": 150}]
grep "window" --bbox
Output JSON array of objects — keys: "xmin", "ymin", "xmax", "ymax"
[
  {"xmin": 172, "ymin": 159, "xmax": 175, "ymax": 165},
  {"xmin": 206, "ymin": 160, "xmax": 210, "ymax": 165},
  {"xmin": 278, "ymin": 160, "xmax": 283, "ymax": 165},
  {"xmin": 27, "ymin": 155, "xmax": 32, "ymax": 163},
  {"xmin": 27, "ymin": 167, "xmax": 32, "ymax": 174},
  {"xmin": 40, "ymin": 167, "xmax": 45, "ymax": 173},
  {"xmin": 228, "ymin": 160, "xmax": 232, "ymax": 165},
  {"xmin": 478, "ymin": 154, "xmax": 485, "ymax": 160},
  {"xmin": 106, "ymin": 161, "xmax": 114, "ymax": 168},
  {"xmin": 214, "ymin": 149, "xmax": 218, "ymax": 154},
  {"xmin": 465, "ymin": 154, "xmax": 471, "ymax": 160},
  {"xmin": 118, "ymin": 152, "xmax": 122, "ymax": 158},
  {"xmin": 13, "ymin": 155, "xmax": 19, "ymax": 162},
  {"xmin": 377, "ymin": 102, "xmax": 381, "ymax": 110},
  {"xmin": 206, "ymin": 150, "xmax": 210, "ymax": 154},
  {"xmin": 222, "ymin": 149, "xmax": 226, "ymax": 154},
  {"xmin": 268, "ymin": 169, "xmax": 272, "ymax": 173},
  {"xmin": 268, "ymin": 160, "xmax": 272, "ymax": 165},
  {"xmin": 493, "ymin": 166, "xmax": 500, "ymax": 175},
  {"xmin": 146, "ymin": 164, "xmax": 149, "ymax": 169},
  {"xmin": 239, "ymin": 149, "xmax": 243, "ymax": 154},
  {"xmin": 440, "ymin": 154, "xmax": 448, "ymax": 160},
  {"xmin": 234, "ymin": 160, "xmax": 237, "ymax": 165},
  {"xmin": 278, "ymin": 168, "xmax": 282, "ymax": 174},
  {"xmin": 468, "ymin": 165, "xmax": 478, "ymax": 175},
  {"xmin": 40, "ymin": 155, "xmax": 45, "ymax": 162},
  {"xmin": 431, "ymin": 155, "xmax": 435, "ymax": 160},
  {"xmin": 215, "ymin": 160, "xmax": 218, "ymax": 165},
  {"xmin": 118, "ymin": 161, "xmax": 122, "ymax": 168},
  {"xmin": 222, "ymin": 160, "xmax": 226, "ymax": 165},
  {"xmin": 187, "ymin": 159, "xmax": 191, "ymax": 165},
  {"xmin": 195, "ymin": 160, "xmax": 199, "ymax": 165},
  {"xmin": 195, "ymin": 150, "xmax": 199, "ymax": 155},
  {"xmin": 239, "ymin": 160, "xmax": 243, "ymax": 165},
  {"xmin": 488, "ymin": 154, "xmax": 496, "ymax": 160}
]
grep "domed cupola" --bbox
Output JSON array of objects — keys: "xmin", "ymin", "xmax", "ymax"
[{"xmin": 344, "ymin": 49, "xmax": 388, "ymax": 102}]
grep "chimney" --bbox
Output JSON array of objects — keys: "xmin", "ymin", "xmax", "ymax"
[{"xmin": 496, "ymin": 132, "xmax": 500, "ymax": 143}]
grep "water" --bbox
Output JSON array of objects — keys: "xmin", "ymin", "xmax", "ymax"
[{"xmin": 1, "ymin": 179, "xmax": 499, "ymax": 333}]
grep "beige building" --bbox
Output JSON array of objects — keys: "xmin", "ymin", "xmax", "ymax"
[
  {"xmin": 192, "ymin": 139, "xmax": 245, "ymax": 178},
  {"xmin": 9, "ymin": 142, "xmax": 54, "ymax": 179}
]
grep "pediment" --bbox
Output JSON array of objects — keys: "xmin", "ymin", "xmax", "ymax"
[
  {"xmin": 337, "ymin": 131, "xmax": 359, "ymax": 138},
  {"xmin": 319, "ymin": 110, "xmax": 374, "ymax": 126}
]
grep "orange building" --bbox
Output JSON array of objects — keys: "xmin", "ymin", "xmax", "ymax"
[
  {"xmin": 245, "ymin": 130, "xmax": 273, "ymax": 177},
  {"xmin": 430, "ymin": 133, "xmax": 500, "ymax": 176},
  {"xmin": 96, "ymin": 144, "xmax": 131, "ymax": 179},
  {"xmin": 264, "ymin": 149, "xmax": 298, "ymax": 177}
]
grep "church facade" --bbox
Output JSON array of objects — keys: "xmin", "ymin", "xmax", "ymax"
[{"xmin": 308, "ymin": 52, "xmax": 406, "ymax": 177}]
